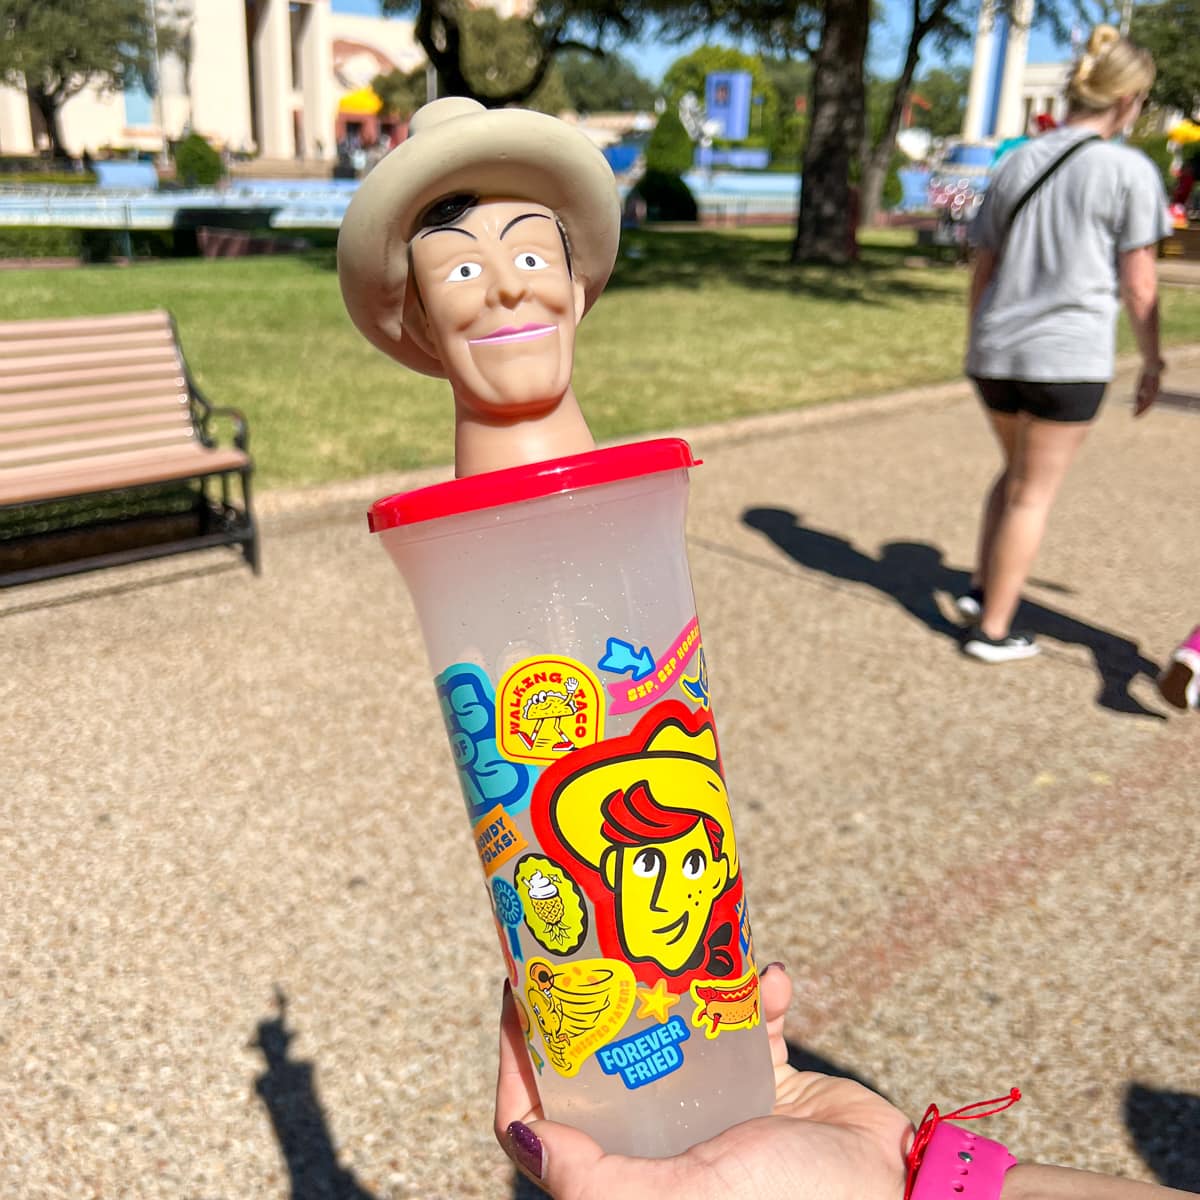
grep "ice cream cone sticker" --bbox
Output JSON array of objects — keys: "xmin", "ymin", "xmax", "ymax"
[{"xmin": 514, "ymin": 854, "xmax": 588, "ymax": 955}]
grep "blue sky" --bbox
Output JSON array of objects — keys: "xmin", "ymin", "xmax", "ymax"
[{"xmin": 331, "ymin": 0, "xmax": 1073, "ymax": 84}]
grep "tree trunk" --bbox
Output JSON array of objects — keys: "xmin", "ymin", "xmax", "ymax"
[
  {"xmin": 28, "ymin": 86, "xmax": 67, "ymax": 161},
  {"xmin": 858, "ymin": 0, "xmax": 950, "ymax": 228},
  {"xmin": 791, "ymin": 0, "xmax": 870, "ymax": 265}
]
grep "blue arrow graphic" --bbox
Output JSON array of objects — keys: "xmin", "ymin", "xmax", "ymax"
[{"xmin": 598, "ymin": 637, "xmax": 656, "ymax": 681}]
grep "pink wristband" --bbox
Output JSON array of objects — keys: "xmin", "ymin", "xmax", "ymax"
[{"xmin": 909, "ymin": 1121, "xmax": 1018, "ymax": 1200}]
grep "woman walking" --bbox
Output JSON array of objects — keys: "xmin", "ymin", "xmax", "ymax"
[{"xmin": 959, "ymin": 24, "xmax": 1170, "ymax": 663}]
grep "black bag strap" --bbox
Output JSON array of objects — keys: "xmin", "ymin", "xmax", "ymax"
[{"xmin": 1000, "ymin": 134, "xmax": 1102, "ymax": 243}]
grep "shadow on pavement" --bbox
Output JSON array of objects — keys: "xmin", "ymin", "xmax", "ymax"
[
  {"xmin": 741, "ymin": 507, "xmax": 1164, "ymax": 720},
  {"xmin": 1124, "ymin": 1082, "xmax": 1200, "ymax": 1192},
  {"xmin": 252, "ymin": 987, "xmax": 378, "ymax": 1200},
  {"xmin": 509, "ymin": 1043, "xmax": 885, "ymax": 1200}
]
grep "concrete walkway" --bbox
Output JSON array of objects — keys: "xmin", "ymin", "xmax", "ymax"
[{"xmin": 4, "ymin": 353, "xmax": 1199, "ymax": 1200}]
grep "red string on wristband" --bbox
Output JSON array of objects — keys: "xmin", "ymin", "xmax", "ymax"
[{"xmin": 903, "ymin": 1088, "xmax": 1021, "ymax": 1200}]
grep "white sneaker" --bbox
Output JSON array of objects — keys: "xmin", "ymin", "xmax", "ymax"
[
  {"xmin": 963, "ymin": 627, "xmax": 1040, "ymax": 663},
  {"xmin": 955, "ymin": 587, "xmax": 984, "ymax": 621}
]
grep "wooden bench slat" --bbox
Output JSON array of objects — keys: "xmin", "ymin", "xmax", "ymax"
[
  {"xmin": 0, "ymin": 424, "xmax": 197, "ymax": 468},
  {"xmin": 0, "ymin": 345, "xmax": 181, "ymax": 374},
  {"xmin": 0, "ymin": 329, "xmax": 175, "ymax": 357},
  {"xmin": 0, "ymin": 362, "xmax": 186, "ymax": 394},
  {"xmin": 0, "ymin": 308, "xmax": 257, "ymax": 582},
  {"xmin": 0, "ymin": 378, "xmax": 186, "ymax": 411},
  {"xmin": 0, "ymin": 409, "xmax": 192, "ymax": 447},
  {"xmin": 0, "ymin": 394, "xmax": 189, "ymax": 428},
  {"xmin": 0, "ymin": 442, "xmax": 250, "ymax": 506},
  {"xmin": 0, "ymin": 311, "xmax": 171, "ymax": 342}
]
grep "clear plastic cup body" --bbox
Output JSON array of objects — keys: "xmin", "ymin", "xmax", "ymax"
[{"xmin": 376, "ymin": 456, "xmax": 774, "ymax": 1156}]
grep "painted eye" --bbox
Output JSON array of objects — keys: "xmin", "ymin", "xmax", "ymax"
[
  {"xmin": 632, "ymin": 849, "xmax": 663, "ymax": 879},
  {"xmin": 446, "ymin": 261, "xmax": 483, "ymax": 282},
  {"xmin": 682, "ymin": 849, "xmax": 707, "ymax": 879},
  {"xmin": 514, "ymin": 251, "xmax": 548, "ymax": 271}
]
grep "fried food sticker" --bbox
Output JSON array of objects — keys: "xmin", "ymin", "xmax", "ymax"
[
  {"xmin": 513, "ymin": 854, "xmax": 588, "ymax": 956},
  {"xmin": 497, "ymin": 656, "xmax": 604, "ymax": 764},
  {"xmin": 690, "ymin": 968, "xmax": 761, "ymax": 1039},
  {"xmin": 596, "ymin": 1014, "xmax": 692, "ymax": 1090},
  {"xmin": 525, "ymin": 957, "xmax": 636, "ymax": 1078}
]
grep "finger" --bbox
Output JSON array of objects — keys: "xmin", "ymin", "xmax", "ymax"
[
  {"xmin": 501, "ymin": 1119, "xmax": 671, "ymax": 1200},
  {"xmin": 495, "ymin": 980, "xmax": 543, "ymax": 1140},
  {"xmin": 760, "ymin": 962, "xmax": 794, "ymax": 1069}
]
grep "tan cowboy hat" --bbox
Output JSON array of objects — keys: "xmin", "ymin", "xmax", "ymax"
[{"xmin": 337, "ymin": 96, "xmax": 621, "ymax": 377}]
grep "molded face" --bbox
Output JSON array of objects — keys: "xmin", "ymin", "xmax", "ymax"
[{"xmin": 408, "ymin": 199, "xmax": 585, "ymax": 419}]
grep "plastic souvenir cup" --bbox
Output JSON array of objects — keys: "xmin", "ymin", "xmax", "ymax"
[{"xmin": 369, "ymin": 437, "xmax": 775, "ymax": 1157}]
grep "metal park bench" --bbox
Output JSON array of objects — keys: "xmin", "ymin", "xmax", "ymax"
[{"xmin": 0, "ymin": 310, "xmax": 259, "ymax": 587}]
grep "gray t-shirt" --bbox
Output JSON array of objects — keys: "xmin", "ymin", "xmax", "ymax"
[{"xmin": 966, "ymin": 125, "xmax": 1170, "ymax": 382}]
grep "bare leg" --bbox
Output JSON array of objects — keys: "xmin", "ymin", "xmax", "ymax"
[
  {"xmin": 969, "ymin": 409, "xmax": 1020, "ymax": 593},
  {"xmin": 980, "ymin": 415, "xmax": 1092, "ymax": 639}
]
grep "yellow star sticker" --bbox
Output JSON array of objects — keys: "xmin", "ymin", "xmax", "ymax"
[{"xmin": 635, "ymin": 978, "xmax": 681, "ymax": 1023}]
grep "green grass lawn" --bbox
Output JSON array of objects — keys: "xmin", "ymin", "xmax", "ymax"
[{"xmin": 3, "ymin": 227, "xmax": 1199, "ymax": 490}]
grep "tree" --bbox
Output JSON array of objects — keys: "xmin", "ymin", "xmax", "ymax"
[
  {"xmin": 557, "ymin": 48, "xmax": 656, "ymax": 112},
  {"xmin": 663, "ymin": 45, "xmax": 780, "ymax": 148},
  {"xmin": 792, "ymin": 0, "xmax": 869, "ymax": 262},
  {"xmin": 373, "ymin": 65, "xmax": 428, "ymax": 121},
  {"xmin": 645, "ymin": 102, "xmax": 694, "ymax": 174},
  {"xmin": 911, "ymin": 64, "xmax": 969, "ymax": 138},
  {"xmin": 380, "ymin": 0, "xmax": 641, "ymax": 108},
  {"xmin": 0, "ymin": 0, "xmax": 183, "ymax": 159},
  {"xmin": 1130, "ymin": 0, "xmax": 1200, "ymax": 119}
]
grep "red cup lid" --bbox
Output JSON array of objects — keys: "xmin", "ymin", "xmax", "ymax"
[{"xmin": 368, "ymin": 437, "xmax": 700, "ymax": 532}]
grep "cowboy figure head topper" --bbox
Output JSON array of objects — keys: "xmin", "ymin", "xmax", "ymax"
[{"xmin": 337, "ymin": 97, "xmax": 621, "ymax": 477}]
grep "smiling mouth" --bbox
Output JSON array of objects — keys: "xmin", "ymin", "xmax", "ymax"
[
  {"xmin": 469, "ymin": 323, "xmax": 556, "ymax": 345},
  {"xmin": 653, "ymin": 913, "xmax": 690, "ymax": 945}
]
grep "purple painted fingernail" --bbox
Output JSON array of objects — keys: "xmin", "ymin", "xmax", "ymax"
[
  {"xmin": 763, "ymin": 961, "xmax": 787, "ymax": 975},
  {"xmin": 507, "ymin": 1120, "xmax": 544, "ymax": 1180}
]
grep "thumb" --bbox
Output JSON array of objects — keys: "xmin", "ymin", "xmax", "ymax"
[{"xmin": 501, "ymin": 1118, "xmax": 668, "ymax": 1200}]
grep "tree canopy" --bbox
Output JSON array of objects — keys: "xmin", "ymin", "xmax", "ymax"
[
  {"xmin": 1130, "ymin": 0, "xmax": 1200, "ymax": 119},
  {"xmin": 556, "ymin": 48, "xmax": 656, "ymax": 112},
  {"xmin": 0, "ymin": 0, "xmax": 183, "ymax": 157}
]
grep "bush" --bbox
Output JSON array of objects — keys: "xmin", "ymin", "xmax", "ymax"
[
  {"xmin": 645, "ymin": 106, "xmax": 695, "ymax": 176},
  {"xmin": 882, "ymin": 150, "xmax": 908, "ymax": 210},
  {"xmin": 0, "ymin": 226, "xmax": 81, "ymax": 258},
  {"xmin": 173, "ymin": 133, "xmax": 223, "ymax": 187},
  {"xmin": 631, "ymin": 169, "xmax": 698, "ymax": 222},
  {"xmin": 1129, "ymin": 133, "xmax": 1173, "ymax": 195}
]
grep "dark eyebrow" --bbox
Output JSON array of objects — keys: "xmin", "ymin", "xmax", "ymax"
[
  {"xmin": 500, "ymin": 212, "xmax": 552, "ymax": 239},
  {"xmin": 418, "ymin": 226, "xmax": 477, "ymax": 240}
]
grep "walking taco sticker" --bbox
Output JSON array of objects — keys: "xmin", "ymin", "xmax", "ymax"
[{"xmin": 497, "ymin": 656, "xmax": 604, "ymax": 764}]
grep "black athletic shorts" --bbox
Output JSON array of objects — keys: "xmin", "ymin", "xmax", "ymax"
[{"xmin": 971, "ymin": 377, "xmax": 1107, "ymax": 424}]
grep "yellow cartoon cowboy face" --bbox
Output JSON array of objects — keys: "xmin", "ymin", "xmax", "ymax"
[
  {"xmin": 602, "ymin": 807, "xmax": 731, "ymax": 973},
  {"xmin": 542, "ymin": 705, "xmax": 740, "ymax": 979}
]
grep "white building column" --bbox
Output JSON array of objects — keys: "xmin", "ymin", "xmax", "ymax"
[
  {"xmin": 252, "ymin": 0, "xmax": 295, "ymax": 158},
  {"xmin": 0, "ymin": 82, "xmax": 34, "ymax": 154},
  {"xmin": 189, "ymin": 0, "xmax": 253, "ymax": 152},
  {"xmin": 962, "ymin": 1, "xmax": 997, "ymax": 143},
  {"xmin": 299, "ymin": 0, "xmax": 335, "ymax": 159},
  {"xmin": 995, "ymin": 0, "xmax": 1035, "ymax": 139}
]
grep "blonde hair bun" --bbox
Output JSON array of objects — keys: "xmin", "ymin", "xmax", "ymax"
[
  {"xmin": 1087, "ymin": 23, "xmax": 1121, "ymax": 57},
  {"xmin": 1067, "ymin": 23, "xmax": 1155, "ymax": 110}
]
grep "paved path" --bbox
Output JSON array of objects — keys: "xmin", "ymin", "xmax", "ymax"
[{"xmin": 4, "ymin": 354, "xmax": 1199, "ymax": 1199}]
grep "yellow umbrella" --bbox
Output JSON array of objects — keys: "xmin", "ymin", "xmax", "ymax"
[
  {"xmin": 339, "ymin": 87, "xmax": 384, "ymax": 115},
  {"xmin": 1168, "ymin": 120, "xmax": 1200, "ymax": 146}
]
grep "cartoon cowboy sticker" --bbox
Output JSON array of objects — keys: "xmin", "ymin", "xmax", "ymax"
[{"xmin": 531, "ymin": 700, "xmax": 748, "ymax": 992}]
